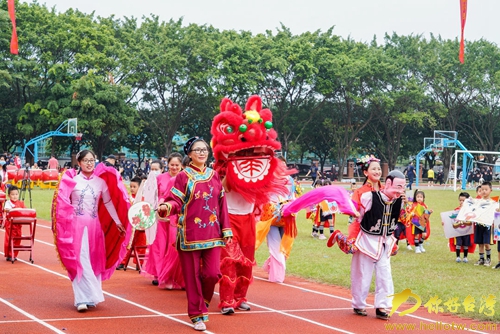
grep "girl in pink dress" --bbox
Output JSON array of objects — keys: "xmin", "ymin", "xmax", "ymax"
[
  {"xmin": 53, "ymin": 150, "xmax": 129, "ymax": 312},
  {"xmin": 157, "ymin": 153, "xmax": 185, "ymax": 289},
  {"xmin": 143, "ymin": 154, "xmax": 183, "ymax": 286}
]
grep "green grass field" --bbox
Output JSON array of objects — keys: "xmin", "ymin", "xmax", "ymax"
[{"xmin": 25, "ymin": 186, "xmax": 500, "ymax": 322}]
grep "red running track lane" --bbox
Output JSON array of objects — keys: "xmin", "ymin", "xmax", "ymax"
[{"xmin": 0, "ymin": 219, "xmax": 497, "ymax": 334}]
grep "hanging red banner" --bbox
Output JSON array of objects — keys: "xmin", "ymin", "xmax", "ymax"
[
  {"xmin": 7, "ymin": 0, "xmax": 18, "ymax": 55},
  {"xmin": 459, "ymin": 0, "xmax": 467, "ymax": 63}
]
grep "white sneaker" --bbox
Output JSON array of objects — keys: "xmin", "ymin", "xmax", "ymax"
[
  {"xmin": 311, "ymin": 232, "xmax": 318, "ymax": 238},
  {"xmin": 77, "ymin": 304, "xmax": 88, "ymax": 312},
  {"xmin": 194, "ymin": 321, "xmax": 206, "ymax": 331},
  {"xmin": 456, "ymin": 257, "xmax": 461, "ymax": 263},
  {"xmin": 318, "ymin": 234, "xmax": 327, "ymax": 240},
  {"xmin": 420, "ymin": 245, "xmax": 426, "ymax": 253},
  {"xmin": 463, "ymin": 258, "xmax": 468, "ymax": 263},
  {"xmin": 415, "ymin": 247, "xmax": 421, "ymax": 254},
  {"xmin": 406, "ymin": 245, "xmax": 412, "ymax": 251},
  {"xmin": 238, "ymin": 302, "xmax": 251, "ymax": 311},
  {"xmin": 221, "ymin": 307, "xmax": 234, "ymax": 315}
]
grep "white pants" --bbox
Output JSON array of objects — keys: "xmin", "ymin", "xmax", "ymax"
[
  {"xmin": 72, "ymin": 227, "xmax": 104, "ymax": 306},
  {"xmin": 263, "ymin": 226, "xmax": 286, "ymax": 283},
  {"xmin": 351, "ymin": 249, "xmax": 393, "ymax": 310}
]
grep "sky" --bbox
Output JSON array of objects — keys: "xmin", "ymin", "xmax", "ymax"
[{"xmin": 26, "ymin": 0, "xmax": 500, "ymax": 45}]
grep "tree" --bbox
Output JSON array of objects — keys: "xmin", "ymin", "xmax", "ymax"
[
  {"xmin": 364, "ymin": 35, "xmax": 433, "ymax": 170},
  {"xmin": 300, "ymin": 104, "xmax": 335, "ymax": 171},
  {"xmin": 130, "ymin": 18, "xmax": 221, "ymax": 156},
  {"xmin": 319, "ymin": 39, "xmax": 382, "ymax": 179},
  {"xmin": 458, "ymin": 40, "xmax": 500, "ymax": 163},
  {"xmin": 62, "ymin": 71, "xmax": 136, "ymax": 159},
  {"xmin": 257, "ymin": 26, "xmax": 326, "ymax": 154},
  {"xmin": 419, "ymin": 35, "xmax": 481, "ymax": 177}
]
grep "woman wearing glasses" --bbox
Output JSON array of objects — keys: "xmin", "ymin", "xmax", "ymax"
[
  {"xmin": 157, "ymin": 137, "xmax": 232, "ymax": 331},
  {"xmin": 53, "ymin": 149, "xmax": 129, "ymax": 312}
]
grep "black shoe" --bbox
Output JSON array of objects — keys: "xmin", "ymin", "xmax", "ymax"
[
  {"xmin": 493, "ymin": 262, "xmax": 500, "ymax": 270},
  {"xmin": 353, "ymin": 308, "xmax": 367, "ymax": 316},
  {"xmin": 152, "ymin": 279, "xmax": 159, "ymax": 286},
  {"xmin": 116, "ymin": 264, "xmax": 125, "ymax": 270},
  {"xmin": 376, "ymin": 308, "xmax": 390, "ymax": 320},
  {"xmin": 6, "ymin": 257, "xmax": 12, "ymax": 262}
]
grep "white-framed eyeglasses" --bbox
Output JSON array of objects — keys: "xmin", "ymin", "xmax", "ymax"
[{"xmin": 191, "ymin": 148, "xmax": 209, "ymax": 154}]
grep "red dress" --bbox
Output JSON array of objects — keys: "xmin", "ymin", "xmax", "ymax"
[
  {"xmin": 3, "ymin": 199, "xmax": 25, "ymax": 258},
  {"xmin": 120, "ymin": 194, "xmax": 148, "ymax": 267}
]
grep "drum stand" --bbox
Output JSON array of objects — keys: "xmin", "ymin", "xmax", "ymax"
[{"xmin": 20, "ymin": 167, "xmax": 33, "ymax": 208}]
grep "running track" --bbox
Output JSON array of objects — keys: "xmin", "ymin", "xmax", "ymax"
[{"xmin": 0, "ymin": 220, "xmax": 497, "ymax": 333}]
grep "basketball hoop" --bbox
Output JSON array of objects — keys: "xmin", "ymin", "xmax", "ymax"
[{"xmin": 75, "ymin": 133, "xmax": 83, "ymax": 141}]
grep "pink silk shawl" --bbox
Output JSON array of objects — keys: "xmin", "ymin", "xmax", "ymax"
[
  {"xmin": 52, "ymin": 163, "xmax": 131, "ymax": 281},
  {"xmin": 282, "ymin": 185, "xmax": 358, "ymax": 217}
]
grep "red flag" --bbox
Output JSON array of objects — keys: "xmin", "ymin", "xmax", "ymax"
[
  {"xmin": 459, "ymin": 0, "xmax": 467, "ymax": 63},
  {"xmin": 7, "ymin": 0, "xmax": 18, "ymax": 55}
]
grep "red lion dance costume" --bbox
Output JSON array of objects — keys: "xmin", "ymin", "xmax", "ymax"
[{"xmin": 212, "ymin": 95, "xmax": 289, "ymax": 310}]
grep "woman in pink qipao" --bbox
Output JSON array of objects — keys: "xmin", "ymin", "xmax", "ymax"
[
  {"xmin": 157, "ymin": 153, "xmax": 185, "ymax": 289},
  {"xmin": 143, "ymin": 154, "xmax": 184, "ymax": 288},
  {"xmin": 52, "ymin": 150, "xmax": 129, "ymax": 312}
]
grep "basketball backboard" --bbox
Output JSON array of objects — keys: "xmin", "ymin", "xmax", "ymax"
[
  {"xmin": 423, "ymin": 137, "xmax": 443, "ymax": 151},
  {"xmin": 434, "ymin": 130, "xmax": 458, "ymax": 148},
  {"xmin": 67, "ymin": 118, "xmax": 78, "ymax": 135}
]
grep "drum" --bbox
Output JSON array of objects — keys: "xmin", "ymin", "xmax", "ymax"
[
  {"xmin": 42, "ymin": 169, "xmax": 59, "ymax": 184},
  {"xmin": 15, "ymin": 169, "xmax": 28, "ymax": 183},
  {"xmin": 7, "ymin": 208, "xmax": 37, "ymax": 222},
  {"xmin": 128, "ymin": 201, "xmax": 156, "ymax": 231},
  {"xmin": 30, "ymin": 169, "xmax": 43, "ymax": 182},
  {"xmin": 7, "ymin": 169, "xmax": 17, "ymax": 181}
]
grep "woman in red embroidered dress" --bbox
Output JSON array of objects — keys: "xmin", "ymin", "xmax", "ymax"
[{"xmin": 158, "ymin": 137, "xmax": 232, "ymax": 331}]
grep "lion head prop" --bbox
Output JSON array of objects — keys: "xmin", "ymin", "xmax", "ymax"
[{"xmin": 211, "ymin": 95, "xmax": 289, "ymax": 206}]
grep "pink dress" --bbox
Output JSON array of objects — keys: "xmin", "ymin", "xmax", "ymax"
[
  {"xmin": 143, "ymin": 172, "xmax": 173, "ymax": 280},
  {"xmin": 157, "ymin": 176, "xmax": 185, "ymax": 289},
  {"xmin": 53, "ymin": 165, "xmax": 130, "ymax": 306}
]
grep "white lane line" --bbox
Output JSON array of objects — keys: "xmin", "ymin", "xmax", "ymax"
[
  {"xmin": 0, "ymin": 307, "xmax": 354, "ymax": 325},
  {"xmin": 34, "ymin": 238, "xmax": 54, "ymax": 246},
  {"xmin": 253, "ymin": 276, "xmax": 352, "ymax": 302},
  {"xmin": 213, "ymin": 291, "xmax": 355, "ymax": 334},
  {"xmin": 0, "ymin": 297, "xmax": 66, "ymax": 334},
  {"xmin": 0, "ymin": 314, "xmax": 161, "ymax": 324},
  {"xmin": 4, "ymin": 228, "xmax": 492, "ymax": 334},
  {"xmin": 0, "ymin": 254, "xmax": 214, "ymax": 334},
  {"xmin": 252, "ymin": 278, "xmax": 490, "ymax": 334}
]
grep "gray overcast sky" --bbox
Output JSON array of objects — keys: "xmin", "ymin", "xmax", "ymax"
[{"xmin": 28, "ymin": 0, "xmax": 500, "ymax": 45}]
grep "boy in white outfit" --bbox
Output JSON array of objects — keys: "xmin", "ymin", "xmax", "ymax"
[{"xmin": 351, "ymin": 170, "xmax": 406, "ymax": 320}]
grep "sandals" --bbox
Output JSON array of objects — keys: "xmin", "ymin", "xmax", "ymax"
[{"xmin": 353, "ymin": 308, "xmax": 367, "ymax": 316}]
